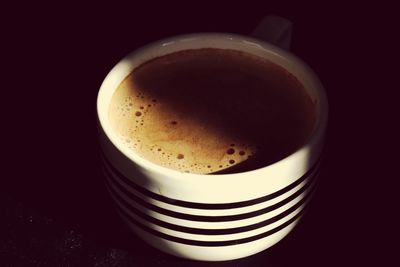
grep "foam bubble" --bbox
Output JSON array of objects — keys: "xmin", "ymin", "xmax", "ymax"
[
  {"xmin": 135, "ymin": 111, "xmax": 142, "ymax": 116},
  {"xmin": 239, "ymin": 151, "xmax": 245, "ymax": 156},
  {"xmin": 229, "ymin": 159, "xmax": 235, "ymax": 164},
  {"xmin": 226, "ymin": 148, "xmax": 235, "ymax": 155},
  {"xmin": 177, "ymin": 154, "xmax": 184, "ymax": 159}
]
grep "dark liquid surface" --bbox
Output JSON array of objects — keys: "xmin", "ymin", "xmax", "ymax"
[{"xmin": 109, "ymin": 49, "xmax": 316, "ymax": 174}]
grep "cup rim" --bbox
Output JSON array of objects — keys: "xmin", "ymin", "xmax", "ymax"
[{"xmin": 97, "ymin": 32, "xmax": 328, "ymax": 181}]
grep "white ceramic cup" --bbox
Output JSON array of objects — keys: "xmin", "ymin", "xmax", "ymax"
[{"xmin": 97, "ymin": 24, "xmax": 328, "ymax": 261}]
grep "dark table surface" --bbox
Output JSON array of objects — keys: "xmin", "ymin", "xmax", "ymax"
[{"xmin": 1, "ymin": 2, "xmax": 394, "ymax": 266}]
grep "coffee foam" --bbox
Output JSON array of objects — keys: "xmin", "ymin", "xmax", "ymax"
[
  {"xmin": 108, "ymin": 49, "xmax": 315, "ymax": 174},
  {"xmin": 110, "ymin": 90, "xmax": 256, "ymax": 174}
]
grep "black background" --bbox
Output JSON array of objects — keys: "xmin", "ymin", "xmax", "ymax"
[{"xmin": 1, "ymin": 1, "xmax": 394, "ymax": 266}]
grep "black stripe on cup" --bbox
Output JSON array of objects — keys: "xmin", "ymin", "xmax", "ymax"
[
  {"xmin": 115, "ymin": 198, "xmax": 309, "ymax": 247},
  {"xmin": 103, "ymin": 164, "xmax": 318, "ymax": 222},
  {"xmin": 105, "ymin": 177, "xmax": 317, "ymax": 235},
  {"xmin": 100, "ymin": 151, "xmax": 321, "ymax": 209}
]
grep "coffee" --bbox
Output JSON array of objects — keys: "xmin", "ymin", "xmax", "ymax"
[{"xmin": 109, "ymin": 48, "xmax": 316, "ymax": 174}]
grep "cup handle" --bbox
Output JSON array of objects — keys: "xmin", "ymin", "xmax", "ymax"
[{"xmin": 251, "ymin": 15, "xmax": 293, "ymax": 51}]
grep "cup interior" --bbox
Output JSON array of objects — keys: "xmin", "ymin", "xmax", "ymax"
[{"xmin": 97, "ymin": 33, "xmax": 328, "ymax": 179}]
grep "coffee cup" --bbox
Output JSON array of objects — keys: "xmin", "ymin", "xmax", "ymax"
[{"xmin": 97, "ymin": 20, "xmax": 328, "ymax": 261}]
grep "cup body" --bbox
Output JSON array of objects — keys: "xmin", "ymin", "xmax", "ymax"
[{"xmin": 97, "ymin": 33, "xmax": 328, "ymax": 261}]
